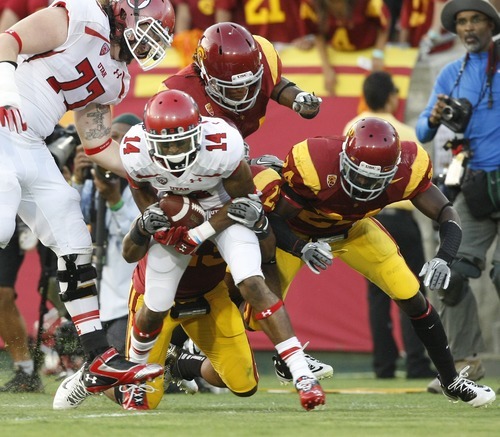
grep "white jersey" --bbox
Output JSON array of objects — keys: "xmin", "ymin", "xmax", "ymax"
[
  {"xmin": 120, "ymin": 116, "xmax": 246, "ymax": 211},
  {"xmin": 16, "ymin": 0, "xmax": 130, "ymax": 140}
]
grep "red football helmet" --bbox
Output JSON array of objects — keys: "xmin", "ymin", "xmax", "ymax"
[
  {"xmin": 194, "ymin": 22, "xmax": 264, "ymax": 113},
  {"xmin": 111, "ymin": 0, "xmax": 175, "ymax": 71},
  {"xmin": 340, "ymin": 117, "xmax": 401, "ymax": 201},
  {"xmin": 143, "ymin": 90, "xmax": 202, "ymax": 172}
]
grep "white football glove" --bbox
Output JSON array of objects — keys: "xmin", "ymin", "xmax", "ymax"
[
  {"xmin": 140, "ymin": 203, "xmax": 170, "ymax": 235},
  {"xmin": 301, "ymin": 241, "xmax": 333, "ymax": 274},
  {"xmin": 248, "ymin": 154, "xmax": 284, "ymax": 173},
  {"xmin": 419, "ymin": 257, "xmax": 451, "ymax": 291},
  {"xmin": 292, "ymin": 92, "xmax": 322, "ymax": 119},
  {"xmin": 227, "ymin": 194, "xmax": 264, "ymax": 229}
]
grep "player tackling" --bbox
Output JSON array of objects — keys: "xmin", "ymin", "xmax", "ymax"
[{"xmin": 119, "ymin": 89, "xmax": 326, "ymax": 411}]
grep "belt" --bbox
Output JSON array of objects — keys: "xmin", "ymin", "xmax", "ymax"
[{"xmin": 313, "ymin": 229, "xmax": 349, "ymax": 244}]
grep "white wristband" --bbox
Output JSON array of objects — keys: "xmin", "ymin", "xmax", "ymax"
[
  {"xmin": 188, "ymin": 221, "xmax": 216, "ymax": 244},
  {"xmin": 0, "ymin": 62, "xmax": 22, "ymax": 108}
]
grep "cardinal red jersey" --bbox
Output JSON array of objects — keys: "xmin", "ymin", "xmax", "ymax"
[
  {"xmin": 399, "ymin": 0, "xmax": 434, "ymax": 47},
  {"xmin": 281, "ymin": 137, "xmax": 433, "ymax": 238},
  {"xmin": 215, "ymin": 0, "xmax": 312, "ymax": 43},
  {"xmin": 162, "ymin": 35, "xmax": 282, "ymax": 138},
  {"xmin": 171, "ymin": 0, "xmax": 215, "ymax": 30},
  {"xmin": 324, "ymin": 0, "xmax": 390, "ymax": 51},
  {"xmin": 251, "ymin": 164, "xmax": 282, "ymax": 213}
]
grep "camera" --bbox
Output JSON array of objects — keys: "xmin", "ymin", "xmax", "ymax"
[
  {"xmin": 441, "ymin": 97, "xmax": 472, "ymax": 133},
  {"xmin": 46, "ymin": 124, "xmax": 80, "ymax": 171}
]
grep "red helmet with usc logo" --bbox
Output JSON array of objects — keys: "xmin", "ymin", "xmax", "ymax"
[
  {"xmin": 340, "ymin": 117, "xmax": 401, "ymax": 201},
  {"xmin": 143, "ymin": 90, "xmax": 202, "ymax": 172},
  {"xmin": 195, "ymin": 22, "xmax": 264, "ymax": 113},
  {"xmin": 111, "ymin": 0, "xmax": 175, "ymax": 71}
]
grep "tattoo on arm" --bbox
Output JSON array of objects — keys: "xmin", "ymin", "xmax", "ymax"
[{"xmin": 84, "ymin": 104, "xmax": 111, "ymax": 141}]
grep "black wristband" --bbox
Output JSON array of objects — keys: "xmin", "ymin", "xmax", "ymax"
[
  {"xmin": 130, "ymin": 221, "xmax": 150, "ymax": 246},
  {"xmin": 276, "ymin": 81, "xmax": 296, "ymax": 104},
  {"xmin": 436, "ymin": 220, "xmax": 462, "ymax": 264}
]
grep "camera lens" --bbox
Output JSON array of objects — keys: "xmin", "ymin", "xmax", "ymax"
[{"xmin": 442, "ymin": 105, "xmax": 454, "ymax": 121}]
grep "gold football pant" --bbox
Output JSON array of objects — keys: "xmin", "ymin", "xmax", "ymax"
[
  {"xmin": 126, "ymin": 280, "xmax": 259, "ymax": 409},
  {"xmin": 246, "ymin": 217, "xmax": 420, "ymax": 330}
]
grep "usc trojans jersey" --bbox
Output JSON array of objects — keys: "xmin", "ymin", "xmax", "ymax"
[
  {"xmin": 251, "ymin": 164, "xmax": 282, "ymax": 213},
  {"xmin": 16, "ymin": 0, "xmax": 130, "ymax": 140},
  {"xmin": 281, "ymin": 136, "xmax": 433, "ymax": 238},
  {"xmin": 324, "ymin": 0, "xmax": 390, "ymax": 51},
  {"xmin": 215, "ymin": 0, "xmax": 313, "ymax": 43},
  {"xmin": 162, "ymin": 35, "xmax": 282, "ymax": 138},
  {"xmin": 120, "ymin": 116, "xmax": 245, "ymax": 212}
]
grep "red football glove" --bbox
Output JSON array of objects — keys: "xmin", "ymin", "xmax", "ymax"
[
  {"xmin": 0, "ymin": 106, "xmax": 27, "ymax": 133},
  {"xmin": 174, "ymin": 229, "xmax": 200, "ymax": 255},
  {"xmin": 154, "ymin": 226, "xmax": 187, "ymax": 245}
]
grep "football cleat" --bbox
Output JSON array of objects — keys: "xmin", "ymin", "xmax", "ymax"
[
  {"xmin": 53, "ymin": 366, "xmax": 91, "ymax": 410},
  {"xmin": 295, "ymin": 375, "xmax": 326, "ymax": 411},
  {"xmin": 0, "ymin": 368, "xmax": 43, "ymax": 393},
  {"xmin": 428, "ymin": 358, "xmax": 485, "ymax": 394},
  {"xmin": 163, "ymin": 344, "xmax": 198, "ymax": 394},
  {"xmin": 273, "ymin": 343, "xmax": 334, "ymax": 385},
  {"xmin": 83, "ymin": 347, "xmax": 163, "ymax": 393},
  {"xmin": 120, "ymin": 383, "xmax": 156, "ymax": 410},
  {"xmin": 441, "ymin": 366, "xmax": 496, "ymax": 408}
]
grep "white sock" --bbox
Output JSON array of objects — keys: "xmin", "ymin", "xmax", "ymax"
[
  {"xmin": 129, "ymin": 336, "xmax": 157, "ymax": 364},
  {"xmin": 275, "ymin": 337, "xmax": 313, "ymax": 383}
]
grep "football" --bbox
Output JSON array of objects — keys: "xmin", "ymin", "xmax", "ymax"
[{"xmin": 159, "ymin": 193, "xmax": 205, "ymax": 228}]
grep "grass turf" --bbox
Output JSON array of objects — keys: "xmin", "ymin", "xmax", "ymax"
[{"xmin": 1, "ymin": 353, "xmax": 499, "ymax": 437}]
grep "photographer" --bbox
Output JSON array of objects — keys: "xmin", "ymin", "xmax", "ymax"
[
  {"xmin": 416, "ymin": 0, "xmax": 500, "ymax": 394},
  {"xmin": 71, "ymin": 113, "xmax": 141, "ymax": 354}
]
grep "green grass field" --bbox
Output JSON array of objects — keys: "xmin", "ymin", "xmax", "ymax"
[{"xmin": 1, "ymin": 352, "xmax": 499, "ymax": 437}]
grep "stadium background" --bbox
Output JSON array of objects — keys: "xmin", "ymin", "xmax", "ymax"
[{"xmin": 13, "ymin": 45, "xmax": 420, "ymax": 353}]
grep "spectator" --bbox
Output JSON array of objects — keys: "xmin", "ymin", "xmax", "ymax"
[
  {"xmin": 416, "ymin": 0, "xmax": 500, "ymax": 394},
  {"xmin": 214, "ymin": 0, "xmax": 316, "ymax": 50},
  {"xmin": 171, "ymin": 0, "xmax": 215, "ymax": 67},
  {"xmin": 343, "ymin": 71, "xmax": 434, "ymax": 380},
  {"xmin": 312, "ymin": 0, "xmax": 391, "ymax": 95}
]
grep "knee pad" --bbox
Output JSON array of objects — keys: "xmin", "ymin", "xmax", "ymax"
[
  {"xmin": 438, "ymin": 259, "xmax": 478, "ymax": 307},
  {"xmin": 490, "ymin": 263, "xmax": 500, "ymax": 299},
  {"xmin": 56, "ymin": 254, "xmax": 97, "ymax": 302}
]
